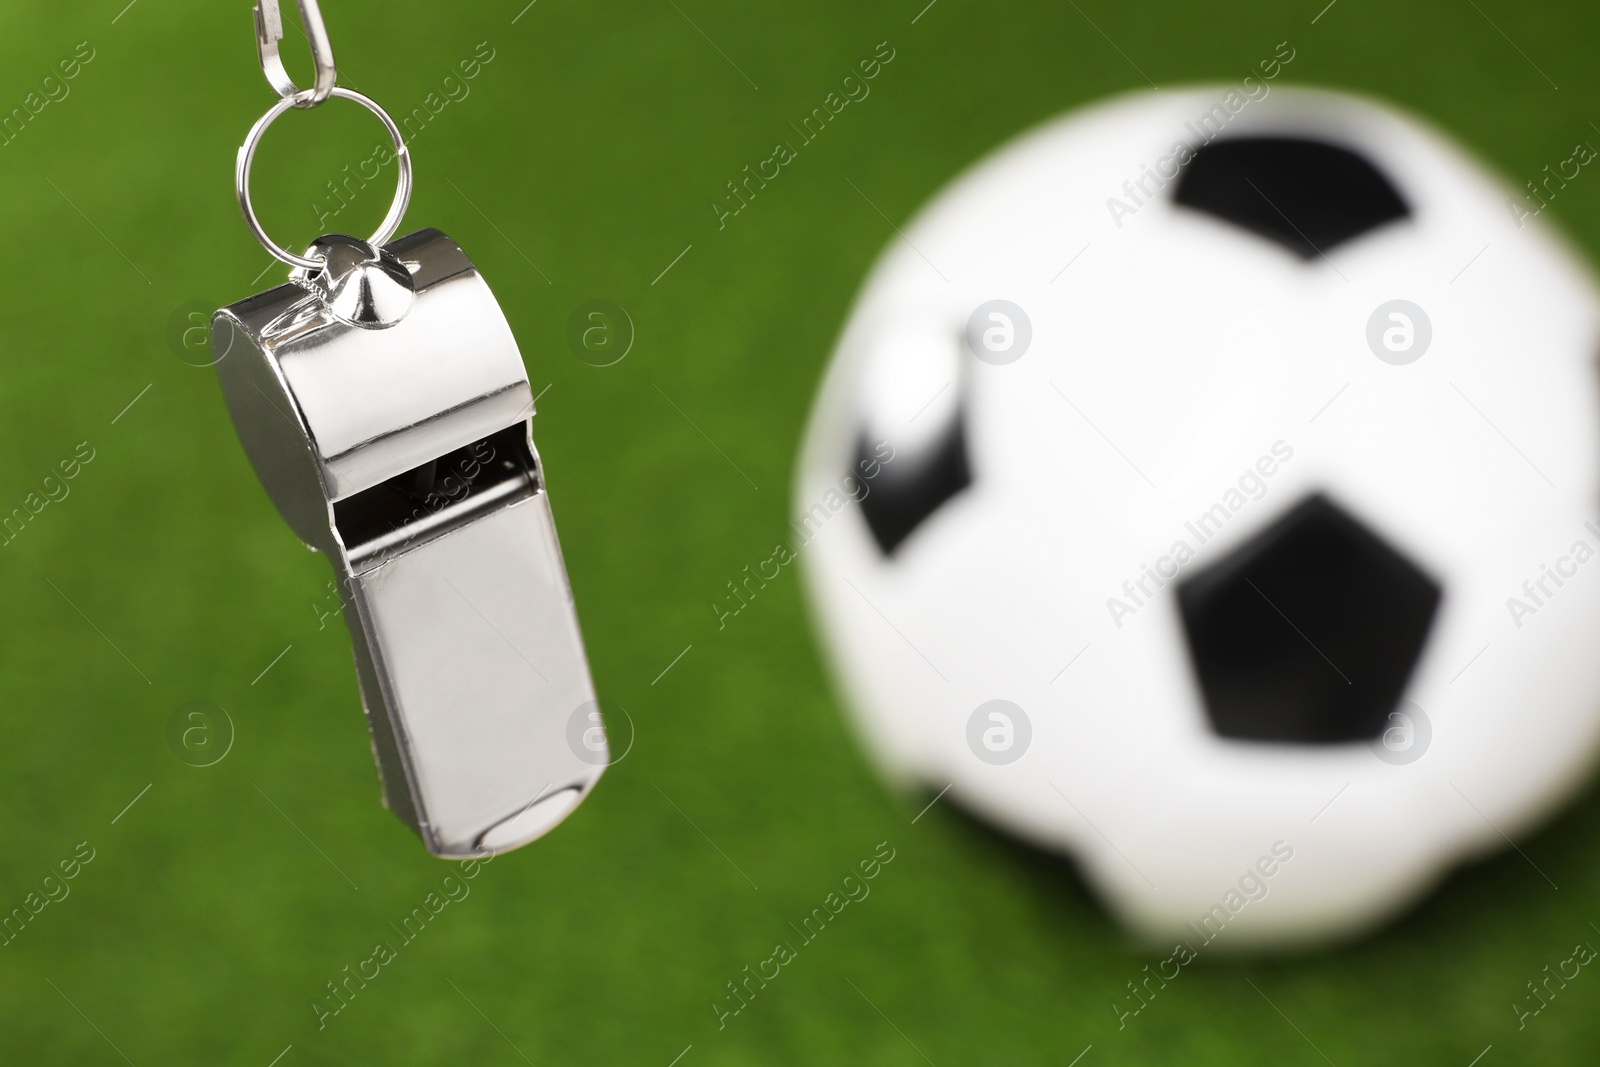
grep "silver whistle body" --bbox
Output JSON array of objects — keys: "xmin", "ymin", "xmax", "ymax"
[{"xmin": 211, "ymin": 228, "xmax": 605, "ymax": 857}]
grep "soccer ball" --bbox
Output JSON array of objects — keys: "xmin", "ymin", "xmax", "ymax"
[{"xmin": 796, "ymin": 86, "xmax": 1600, "ymax": 948}]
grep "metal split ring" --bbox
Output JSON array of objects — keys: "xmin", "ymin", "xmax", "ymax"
[{"xmin": 235, "ymin": 87, "xmax": 412, "ymax": 271}]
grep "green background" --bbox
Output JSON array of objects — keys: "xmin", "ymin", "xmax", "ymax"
[{"xmin": 0, "ymin": 0, "xmax": 1596, "ymax": 1063}]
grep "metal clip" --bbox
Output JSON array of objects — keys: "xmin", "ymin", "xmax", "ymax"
[{"xmin": 254, "ymin": 0, "xmax": 337, "ymax": 107}]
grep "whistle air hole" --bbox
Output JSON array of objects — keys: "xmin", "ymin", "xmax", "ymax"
[
  {"xmin": 404, "ymin": 459, "xmax": 439, "ymax": 498},
  {"xmin": 333, "ymin": 423, "xmax": 539, "ymax": 552}
]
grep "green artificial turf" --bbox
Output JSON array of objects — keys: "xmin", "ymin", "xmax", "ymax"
[{"xmin": 1, "ymin": 0, "xmax": 1598, "ymax": 1062}]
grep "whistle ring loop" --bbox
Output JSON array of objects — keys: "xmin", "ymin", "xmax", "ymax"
[{"xmin": 236, "ymin": 87, "xmax": 412, "ymax": 271}]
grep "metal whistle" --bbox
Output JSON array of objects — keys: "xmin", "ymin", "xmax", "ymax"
[{"xmin": 210, "ymin": 229, "xmax": 606, "ymax": 857}]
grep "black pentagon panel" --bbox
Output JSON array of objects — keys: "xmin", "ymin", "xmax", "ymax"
[
  {"xmin": 1177, "ymin": 494, "xmax": 1440, "ymax": 744},
  {"xmin": 857, "ymin": 414, "xmax": 971, "ymax": 556},
  {"xmin": 1172, "ymin": 137, "xmax": 1410, "ymax": 259}
]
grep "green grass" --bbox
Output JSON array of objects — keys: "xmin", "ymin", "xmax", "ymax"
[{"xmin": 0, "ymin": 0, "xmax": 1598, "ymax": 1062}]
